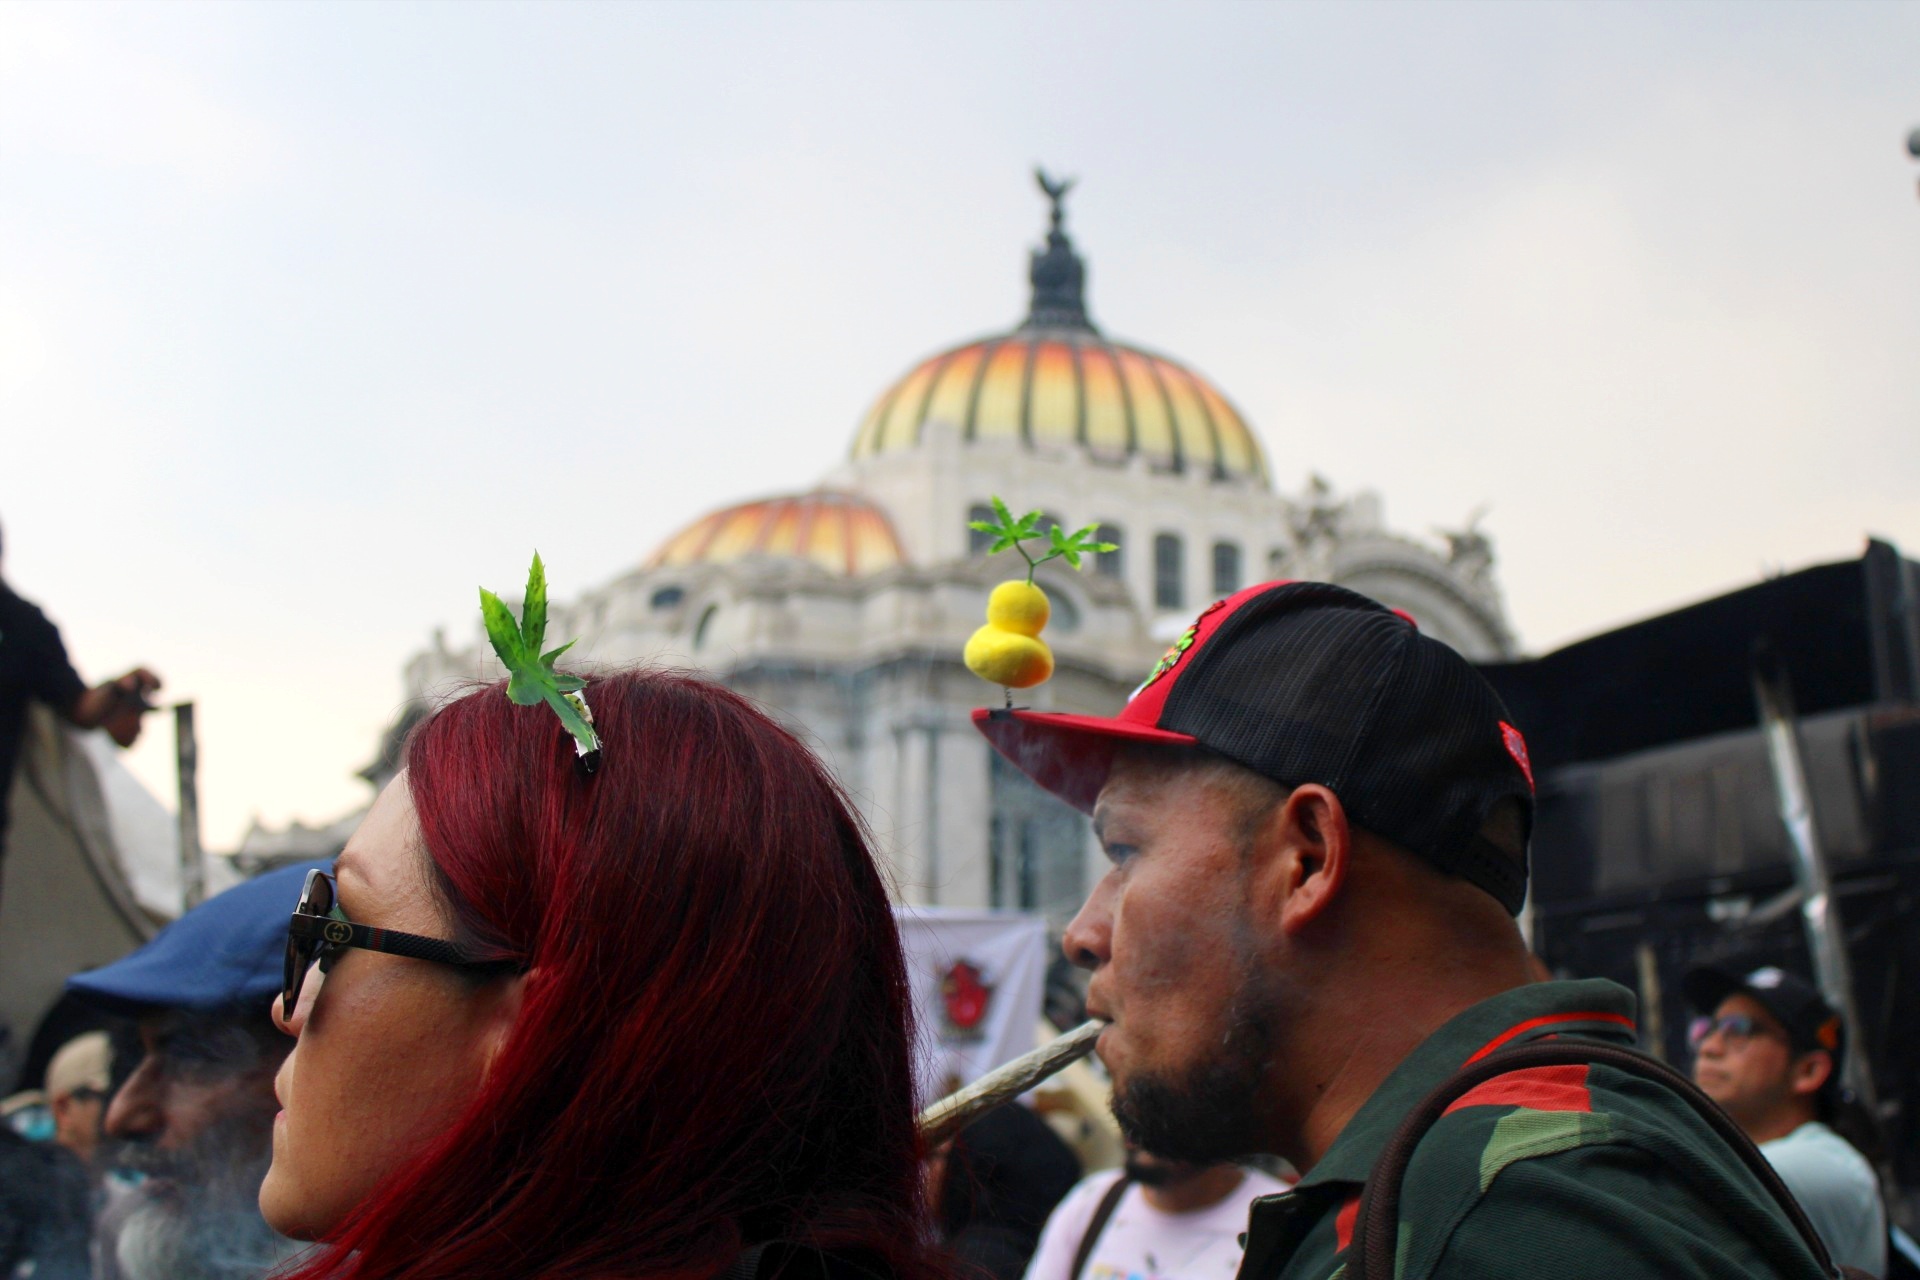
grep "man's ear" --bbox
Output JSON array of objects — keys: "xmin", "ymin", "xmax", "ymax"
[
  {"xmin": 1273, "ymin": 784, "xmax": 1352, "ymax": 936},
  {"xmin": 1789, "ymin": 1049, "xmax": 1834, "ymax": 1099}
]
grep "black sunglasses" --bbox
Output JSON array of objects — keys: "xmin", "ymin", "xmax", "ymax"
[
  {"xmin": 1687, "ymin": 1012, "xmax": 1771, "ymax": 1050},
  {"xmin": 283, "ymin": 868, "xmax": 520, "ymax": 1020}
]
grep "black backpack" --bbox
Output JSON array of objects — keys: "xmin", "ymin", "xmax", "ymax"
[{"xmin": 1344, "ymin": 1038, "xmax": 1875, "ymax": 1280}]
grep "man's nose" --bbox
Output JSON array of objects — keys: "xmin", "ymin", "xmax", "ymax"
[
  {"xmin": 1061, "ymin": 873, "xmax": 1115, "ymax": 972},
  {"xmin": 103, "ymin": 1057, "xmax": 163, "ymax": 1140}
]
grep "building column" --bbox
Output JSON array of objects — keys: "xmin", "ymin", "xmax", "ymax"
[
  {"xmin": 934, "ymin": 727, "xmax": 993, "ymax": 909},
  {"xmin": 892, "ymin": 725, "xmax": 933, "ymax": 906}
]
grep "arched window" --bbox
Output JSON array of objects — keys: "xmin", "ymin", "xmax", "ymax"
[
  {"xmin": 967, "ymin": 504, "xmax": 996, "ymax": 556},
  {"xmin": 1093, "ymin": 524, "xmax": 1123, "ymax": 578},
  {"xmin": 1212, "ymin": 541, "xmax": 1242, "ymax": 597},
  {"xmin": 1048, "ymin": 589, "xmax": 1081, "ymax": 634},
  {"xmin": 649, "ymin": 586, "xmax": 685, "ymax": 610},
  {"xmin": 1153, "ymin": 534, "xmax": 1184, "ymax": 610}
]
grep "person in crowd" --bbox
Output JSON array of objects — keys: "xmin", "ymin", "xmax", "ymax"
[
  {"xmin": 0, "ymin": 1031, "xmax": 113, "ymax": 1278},
  {"xmin": 68, "ymin": 861, "xmax": 323, "ymax": 1280},
  {"xmin": 45, "ymin": 1030, "xmax": 112, "ymax": 1169},
  {"xmin": 1023, "ymin": 1143, "xmax": 1289, "ymax": 1280},
  {"xmin": 0, "ymin": 1121, "xmax": 91, "ymax": 1279},
  {"xmin": 0, "ymin": 519, "xmax": 161, "ymax": 864},
  {"xmin": 1687, "ymin": 965, "xmax": 1888, "ymax": 1277},
  {"xmin": 260, "ymin": 669, "xmax": 947, "ymax": 1280},
  {"xmin": 938, "ymin": 1101, "xmax": 1082, "ymax": 1280},
  {"xmin": 974, "ymin": 580, "xmax": 1841, "ymax": 1280}
]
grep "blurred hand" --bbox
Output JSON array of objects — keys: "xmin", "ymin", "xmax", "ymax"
[{"xmin": 70, "ymin": 667, "xmax": 162, "ymax": 746}]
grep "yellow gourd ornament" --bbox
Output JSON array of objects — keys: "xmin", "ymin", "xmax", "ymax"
[
  {"xmin": 963, "ymin": 500, "xmax": 1116, "ymax": 694},
  {"xmin": 966, "ymin": 582, "xmax": 1054, "ymax": 688}
]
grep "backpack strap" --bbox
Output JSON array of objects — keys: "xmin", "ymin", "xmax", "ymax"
[
  {"xmin": 1070, "ymin": 1175, "xmax": 1134, "ymax": 1280},
  {"xmin": 1344, "ymin": 1038, "xmax": 1862, "ymax": 1280}
]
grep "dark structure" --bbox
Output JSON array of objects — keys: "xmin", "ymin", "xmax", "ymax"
[
  {"xmin": 1483, "ymin": 539, "xmax": 1920, "ymax": 1224},
  {"xmin": 1024, "ymin": 168, "xmax": 1094, "ymax": 332}
]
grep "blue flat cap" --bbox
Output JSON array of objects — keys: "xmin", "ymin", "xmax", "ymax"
[{"xmin": 68, "ymin": 861, "xmax": 329, "ymax": 1017}]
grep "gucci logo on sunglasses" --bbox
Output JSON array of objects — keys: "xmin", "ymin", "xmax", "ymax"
[{"xmin": 282, "ymin": 868, "xmax": 523, "ymax": 1020}]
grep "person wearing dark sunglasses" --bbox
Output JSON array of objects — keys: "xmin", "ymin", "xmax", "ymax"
[
  {"xmin": 1685, "ymin": 965, "xmax": 1886, "ymax": 1277},
  {"xmin": 259, "ymin": 669, "xmax": 950, "ymax": 1280}
]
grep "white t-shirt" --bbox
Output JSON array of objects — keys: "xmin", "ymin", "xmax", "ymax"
[
  {"xmin": 1022, "ymin": 1167, "xmax": 1292, "ymax": 1280},
  {"xmin": 1761, "ymin": 1121, "xmax": 1885, "ymax": 1278}
]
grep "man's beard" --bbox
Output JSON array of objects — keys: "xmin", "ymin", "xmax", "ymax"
[
  {"xmin": 1121, "ymin": 1152, "xmax": 1207, "ymax": 1187},
  {"xmin": 100, "ymin": 1094, "xmax": 303, "ymax": 1280},
  {"xmin": 104, "ymin": 1159, "xmax": 305, "ymax": 1280},
  {"xmin": 112, "ymin": 1177, "xmax": 303, "ymax": 1280},
  {"xmin": 1109, "ymin": 974, "xmax": 1279, "ymax": 1164}
]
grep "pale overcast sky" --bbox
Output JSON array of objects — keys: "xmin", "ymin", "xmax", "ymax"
[{"xmin": 4, "ymin": 1, "xmax": 1917, "ymax": 848}]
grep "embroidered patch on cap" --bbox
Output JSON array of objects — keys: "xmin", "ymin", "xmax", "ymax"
[
  {"xmin": 1499, "ymin": 721, "xmax": 1534, "ymax": 790},
  {"xmin": 1128, "ymin": 599, "xmax": 1225, "ymax": 701},
  {"xmin": 1747, "ymin": 967, "xmax": 1786, "ymax": 989}
]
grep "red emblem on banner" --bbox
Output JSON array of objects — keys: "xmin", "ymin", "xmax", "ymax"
[
  {"xmin": 940, "ymin": 960, "xmax": 992, "ymax": 1041},
  {"xmin": 1500, "ymin": 721, "xmax": 1534, "ymax": 791}
]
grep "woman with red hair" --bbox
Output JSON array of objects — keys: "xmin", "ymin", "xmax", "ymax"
[{"xmin": 260, "ymin": 670, "xmax": 943, "ymax": 1280}]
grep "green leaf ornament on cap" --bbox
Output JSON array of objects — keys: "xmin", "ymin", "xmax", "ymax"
[{"xmin": 480, "ymin": 552, "xmax": 602, "ymax": 774}]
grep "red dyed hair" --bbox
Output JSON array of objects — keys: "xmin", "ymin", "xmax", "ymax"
[{"xmin": 281, "ymin": 671, "xmax": 941, "ymax": 1280}]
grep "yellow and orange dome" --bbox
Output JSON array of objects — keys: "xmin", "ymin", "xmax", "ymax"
[
  {"xmin": 647, "ymin": 491, "xmax": 907, "ymax": 577},
  {"xmin": 850, "ymin": 331, "xmax": 1267, "ymax": 485},
  {"xmin": 850, "ymin": 171, "xmax": 1269, "ymax": 487}
]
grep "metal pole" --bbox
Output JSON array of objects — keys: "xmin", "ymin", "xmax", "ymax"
[
  {"xmin": 174, "ymin": 702, "xmax": 205, "ymax": 911},
  {"xmin": 1749, "ymin": 646, "xmax": 1876, "ymax": 1111},
  {"xmin": 1633, "ymin": 940, "xmax": 1667, "ymax": 1062}
]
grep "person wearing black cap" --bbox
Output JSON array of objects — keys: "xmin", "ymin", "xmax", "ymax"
[
  {"xmin": 66, "ymin": 862, "xmax": 321, "ymax": 1280},
  {"xmin": 975, "ymin": 581, "xmax": 1837, "ymax": 1280},
  {"xmin": 1687, "ymin": 965, "xmax": 1887, "ymax": 1276}
]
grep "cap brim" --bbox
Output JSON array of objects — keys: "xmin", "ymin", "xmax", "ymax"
[
  {"xmin": 66, "ymin": 942, "xmax": 280, "ymax": 1017},
  {"xmin": 1680, "ymin": 966, "xmax": 1746, "ymax": 1016},
  {"xmin": 66, "ymin": 859, "xmax": 327, "ymax": 1017},
  {"xmin": 972, "ymin": 708, "xmax": 1198, "ymax": 814}
]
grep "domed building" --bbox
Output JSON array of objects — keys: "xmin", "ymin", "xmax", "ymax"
[{"xmin": 393, "ymin": 175, "xmax": 1515, "ymax": 923}]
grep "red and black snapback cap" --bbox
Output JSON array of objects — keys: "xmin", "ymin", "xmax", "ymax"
[{"xmin": 970, "ymin": 580, "xmax": 1538, "ymax": 914}]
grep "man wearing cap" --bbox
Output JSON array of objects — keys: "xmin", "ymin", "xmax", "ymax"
[
  {"xmin": 1688, "ymin": 965, "xmax": 1887, "ymax": 1276},
  {"xmin": 976, "ymin": 582, "xmax": 1833, "ymax": 1279},
  {"xmin": 67, "ymin": 861, "xmax": 321, "ymax": 1280},
  {"xmin": 45, "ymin": 1030, "xmax": 113, "ymax": 1169},
  {"xmin": 0, "ymin": 1034, "xmax": 102, "ymax": 1278}
]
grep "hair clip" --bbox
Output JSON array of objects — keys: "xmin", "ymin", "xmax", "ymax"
[{"xmin": 480, "ymin": 552, "xmax": 602, "ymax": 776}]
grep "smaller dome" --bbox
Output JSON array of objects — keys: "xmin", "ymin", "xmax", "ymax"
[{"xmin": 646, "ymin": 491, "xmax": 908, "ymax": 578}]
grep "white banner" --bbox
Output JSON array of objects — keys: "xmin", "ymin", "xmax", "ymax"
[{"xmin": 894, "ymin": 906, "xmax": 1049, "ymax": 1107}]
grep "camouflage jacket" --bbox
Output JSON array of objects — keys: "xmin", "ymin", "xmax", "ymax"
[{"xmin": 1235, "ymin": 979, "xmax": 1830, "ymax": 1280}]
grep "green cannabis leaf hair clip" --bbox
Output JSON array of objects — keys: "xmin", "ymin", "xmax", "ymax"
[{"xmin": 480, "ymin": 552, "xmax": 601, "ymax": 776}]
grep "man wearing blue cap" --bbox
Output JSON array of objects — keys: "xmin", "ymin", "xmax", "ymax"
[{"xmin": 67, "ymin": 861, "xmax": 322, "ymax": 1280}]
